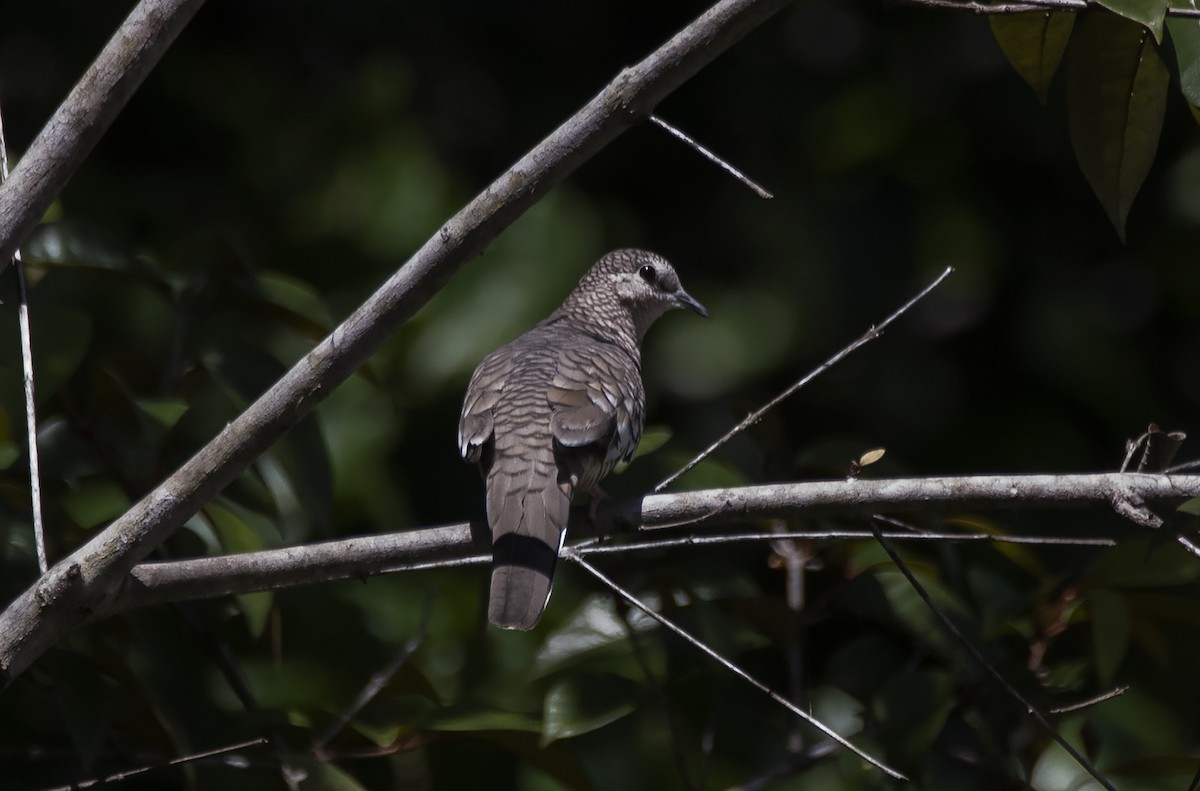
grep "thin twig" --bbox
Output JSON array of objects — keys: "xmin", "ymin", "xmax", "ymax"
[
  {"xmin": 655, "ymin": 266, "xmax": 953, "ymax": 492},
  {"xmin": 578, "ymin": 529, "xmax": 1117, "ymax": 555},
  {"xmin": 564, "ymin": 549, "xmax": 908, "ymax": 781},
  {"xmin": 315, "ymin": 591, "xmax": 436, "ymax": 752},
  {"xmin": 44, "ymin": 737, "xmax": 268, "ymax": 790},
  {"xmin": 1175, "ymin": 534, "xmax": 1200, "ymax": 560},
  {"xmin": 14, "ymin": 257, "xmax": 45, "ymax": 573},
  {"xmin": 868, "ymin": 520, "xmax": 1118, "ymax": 791},
  {"xmin": 0, "ymin": 104, "xmax": 47, "ymax": 574},
  {"xmin": 649, "ymin": 115, "xmax": 773, "ymax": 198},
  {"xmin": 1048, "ymin": 685, "xmax": 1129, "ymax": 715}
]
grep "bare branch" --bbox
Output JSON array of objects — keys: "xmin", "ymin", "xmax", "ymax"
[
  {"xmin": 110, "ymin": 521, "xmax": 485, "ymax": 612},
  {"xmin": 45, "ymin": 737, "xmax": 268, "ymax": 791},
  {"xmin": 564, "ymin": 549, "xmax": 908, "ymax": 781},
  {"xmin": 0, "ymin": 0, "xmax": 796, "ymax": 688},
  {"xmin": 577, "ymin": 529, "xmax": 1116, "ymax": 555},
  {"xmin": 0, "ymin": 0, "xmax": 208, "ymax": 269},
  {"xmin": 0, "ymin": 104, "xmax": 47, "ymax": 574},
  {"xmin": 1048, "ymin": 685, "xmax": 1129, "ymax": 715},
  {"xmin": 100, "ymin": 473, "xmax": 1190, "ymax": 615},
  {"xmin": 1177, "ymin": 534, "xmax": 1200, "ymax": 560},
  {"xmin": 629, "ymin": 472, "xmax": 1198, "ymax": 530},
  {"xmin": 655, "ymin": 266, "xmax": 953, "ymax": 491},
  {"xmin": 649, "ymin": 115, "xmax": 773, "ymax": 198},
  {"xmin": 890, "ymin": 0, "xmax": 1200, "ymax": 18}
]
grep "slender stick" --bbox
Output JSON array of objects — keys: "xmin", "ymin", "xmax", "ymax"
[
  {"xmin": 650, "ymin": 115, "xmax": 773, "ymax": 198},
  {"xmin": 45, "ymin": 737, "xmax": 267, "ymax": 791},
  {"xmin": 893, "ymin": 0, "xmax": 1200, "ymax": 17},
  {"xmin": 655, "ymin": 266, "xmax": 953, "ymax": 492},
  {"xmin": 0, "ymin": 104, "xmax": 47, "ymax": 574},
  {"xmin": 564, "ymin": 549, "xmax": 907, "ymax": 780},
  {"xmin": 1048, "ymin": 686, "xmax": 1129, "ymax": 715},
  {"xmin": 578, "ymin": 529, "xmax": 1117, "ymax": 555}
]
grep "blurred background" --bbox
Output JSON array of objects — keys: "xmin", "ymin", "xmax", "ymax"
[{"xmin": 1, "ymin": 0, "xmax": 1199, "ymax": 789}]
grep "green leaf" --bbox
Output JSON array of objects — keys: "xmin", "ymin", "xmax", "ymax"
[
  {"xmin": 205, "ymin": 498, "xmax": 278, "ymax": 552},
  {"xmin": 541, "ymin": 673, "xmax": 642, "ymax": 746},
  {"xmin": 203, "ymin": 349, "xmax": 333, "ymax": 537},
  {"xmin": 874, "ymin": 670, "xmax": 955, "ymax": 763},
  {"xmin": 236, "ymin": 271, "xmax": 333, "ymax": 340},
  {"xmin": 534, "ymin": 594, "xmax": 652, "ymax": 678},
  {"xmin": 422, "ymin": 705, "xmax": 542, "ymax": 733},
  {"xmin": 990, "ymin": 11, "xmax": 1076, "ymax": 103},
  {"xmin": 1067, "ymin": 9, "xmax": 1170, "ymax": 240},
  {"xmin": 1097, "ymin": 0, "xmax": 1167, "ymax": 41},
  {"xmin": 1167, "ymin": 13, "xmax": 1200, "ymax": 107},
  {"xmin": 1089, "ymin": 587, "xmax": 1131, "ymax": 685},
  {"xmin": 132, "ymin": 397, "xmax": 190, "ymax": 449},
  {"xmin": 59, "ymin": 480, "xmax": 130, "ymax": 530},
  {"xmin": 629, "ymin": 425, "xmax": 672, "ymax": 462},
  {"xmin": 133, "ymin": 397, "xmax": 190, "ymax": 431},
  {"xmin": 236, "ymin": 591, "xmax": 274, "ymax": 639}
]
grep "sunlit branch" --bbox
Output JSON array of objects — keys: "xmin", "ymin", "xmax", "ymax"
[
  {"xmin": 891, "ymin": 0, "xmax": 1200, "ymax": 18},
  {"xmin": 45, "ymin": 737, "xmax": 268, "ymax": 791},
  {"xmin": 649, "ymin": 115, "xmax": 773, "ymax": 198},
  {"xmin": 101, "ymin": 472, "xmax": 1195, "ymax": 615},
  {"xmin": 0, "ymin": 104, "xmax": 47, "ymax": 575}
]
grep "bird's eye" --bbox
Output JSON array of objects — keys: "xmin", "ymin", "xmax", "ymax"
[{"xmin": 638, "ymin": 264, "xmax": 657, "ymax": 284}]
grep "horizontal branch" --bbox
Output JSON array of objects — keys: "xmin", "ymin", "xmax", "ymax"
[
  {"xmin": 892, "ymin": 0, "xmax": 1200, "ymax": 19},
  {"xmin": 0, "ymin": 0, "xmax": 795, "ymax": 688},
  {"xmin": 616, "ymin": 471, "xmax": 1198, "ymax": 530},
  {"xmin": 104, "ymin": 473, "xmax": 1198, "ymax": 614}
]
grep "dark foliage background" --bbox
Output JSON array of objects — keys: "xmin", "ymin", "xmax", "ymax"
[{"xmin": 1, "ymin": 1, "xmax": 1199, "ymax": 789}]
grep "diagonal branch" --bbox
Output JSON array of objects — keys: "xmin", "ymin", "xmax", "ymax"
[
  {"xmin": 565, "ymin": 549, "xmax": 908, "ymax": 780},
  {"xmin": 0, "ymin": 0, "xmax": 797, "ymax": 688}
]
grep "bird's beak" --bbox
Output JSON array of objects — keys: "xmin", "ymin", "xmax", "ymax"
[{"xmin": 676, "ymin": 288, "xmax": 708, "ymax": 318}]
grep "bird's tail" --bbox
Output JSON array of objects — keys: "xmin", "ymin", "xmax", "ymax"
[{"xmin": 486, "ymin": 451, "xmax": 571, "ymax": 630}]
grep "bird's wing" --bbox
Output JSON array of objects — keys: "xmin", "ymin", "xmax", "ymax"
[
  {"xmin": 458, "ymin": 347, "xmax": 513, "ymax": 464},
  {"xmin": 548, "ymin": 343, "xmax": 643, "ymax": 463}
]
